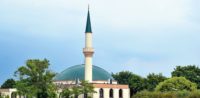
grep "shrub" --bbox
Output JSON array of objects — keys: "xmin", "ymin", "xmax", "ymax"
[
  {"xmin": 188, "ymin": 90, "xmax": 200, "ymax": 98},
  {"xmin": 132, "ymin": 90, "xmax": 200, "ymax": 98},
  {"xmin": 155, "ymin": 77, "xmax": 197, "ymax": 92},
  {"xmin": 176, "ymin": 90, "xmax": 190, "ymax": 98}
]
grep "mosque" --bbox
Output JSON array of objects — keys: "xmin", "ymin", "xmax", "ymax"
[
  {"xmin": 53, "ymin": 8, "xmax": 130, "ymax": 98},
  {"xmin": 0, "ymin": 8, "xmax": 130, "ymax": 98}
]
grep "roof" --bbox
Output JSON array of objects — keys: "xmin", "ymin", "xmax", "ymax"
[
  {"xmin": 54, "ymin": 64, "xmax": 113, "ymax": 81},
  {"xmin": 85, "ymin": 10, "xmax": 92, "ymax": 33},
  {"xmin": 93, "ymin": 84, "xmax": 129, "ymax": 89}
]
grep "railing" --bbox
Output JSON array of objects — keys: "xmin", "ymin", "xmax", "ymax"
[{"xmin": 83, "ymin": 48, "xmax": 94, "ymax": 52}]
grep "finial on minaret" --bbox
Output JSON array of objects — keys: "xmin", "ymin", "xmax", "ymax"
[{"xmin": 85, "ymin": 5, "xmax": 92, "ymax": 33}]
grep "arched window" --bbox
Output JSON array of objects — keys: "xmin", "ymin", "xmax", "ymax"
[
  {"xmin": 119, "ymin": 89, "xmax": 123, "ymax": 98},
  {"xmin": 99, "ymin": 88, "xmax": 104, "ymax": 98},
  {"xmin": 109, "ymin": 89, "xmax": 114, "ymax": 98},
  {"xmin": 84, "ymin": 93, "xmax": 88, "ymax": 98},
  {"xmin": 75, "ymin": 95, "xmax": 78, "ymax": 98},
  {"xmin": 11, "ymin": 92, "xmax": 17, "ymax": 98}
]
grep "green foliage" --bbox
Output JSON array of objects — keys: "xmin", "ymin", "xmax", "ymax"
[
  {"xmin": 112, "ymin": 71, "xmax": 168, "ymax": 94},
  {"xmin": 112, "ymin": 71, "xmax": 146, "ymax": 94},
  {"xmin": 146, "ymin": 73, "xmax": 167, "ymax": 91},
  {"xmin": 176, "ymin": 90, "xmax": 190, "ymax": 98},
  {"xmin": 155, "ymin": 77, "xmax": 197, "ymax": 92},
  {"xmin": 80, "ymin": 80, "xmax": 96, "ymax": 94},
  {"xmin": 1, "ymin": 78, "xmax": 16, "ymax": 88},
  {"xmin": 132, "ymin": 90, "xmax": 152, "ymax": 98},
  {"xmin": 60, "ymin": 88, "xmax": 73, "ymax": 98},
  {"xmin": 132, "ymin": 90, "xmax": 200, "ymax": 98},
  {"xmin": 14, "ymin": 59, "xmax": 56, "ymax": 98},
  {"xmin": 172, "ymin": 65, "xmax": 200, "ymax": 89},
  {"xmin": 129, "ymin": 74, "xmax": 146, "ymax": 93},
  {"xmin": 112, "ymin": 66, "xmax": 200, "ymax": 97},
  {"xmin": 112, "ymin": 71, "xmax": 133, "ymax": 84},
  {"xmin": 61, "ymin": 81, "xmax": 96, "ymax": 98},
  {"xmin": 71, "ymin": 86, "xmax": 82, "ymax": 97},
  {"xmin": 132, "ymin": 90, "xmax": 177, "ymax": 98},
  {"xmin": 188, "ymin": 90, "xmax": 200, "ymax": 98}
]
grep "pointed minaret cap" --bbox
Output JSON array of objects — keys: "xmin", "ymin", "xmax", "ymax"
[{"xmin": 85, "ymin": 5, "xmax": 92, "ymax": 33}]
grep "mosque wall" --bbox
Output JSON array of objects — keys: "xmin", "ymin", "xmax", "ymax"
[{"xmin": 93, "ymin": 85, "xmax": 130, "ymax": 98}]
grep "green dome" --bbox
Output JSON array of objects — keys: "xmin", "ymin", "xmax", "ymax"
[{"xmin": 54, "ymin": 64, "xmax": 113, "ymax": 81}]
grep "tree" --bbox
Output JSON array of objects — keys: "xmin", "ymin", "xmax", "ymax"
[
  {"xmin": 112, "ymin": 71, "xmax": 133, "ymax": 84},
  {"xmin": 60, "ymin": 88, "xmax": 73, "ymax": 98},
  {"xmin": 1, "ymin": 78, "xmax": 16, "ymax": 88},
  {"xmin": 0, "ymin": 93, "xmax": 2, "ymax": 98},
  {"xmin": 112, "ymin": 71, "xmax": 146, "ymax": 95},
  {"xmin": 80, "ymin": 80, "xmax": 96, "ymax": 97},
  {"xmin": 146, "ymin": 73, "xmax": 167, "ymax": 91},
  {"xmin": 61, "ymin": 81, "xmax": 96, "ymax": 98},
  {"xmin": 129, "ymin": 74, "xmax": 146, "ymax": 94},
  {"xmin": 155, "ymin": 77, "xmax": 197, "ymax": 92},
  {"xmin": 71, "ymin": 86, "xmax": 82, "ymax": 98},
  {"xmin": 172, "ymin": 65, "xmax": 200, "ymax": 89},
  {"xmin": 14, "ymin": 59, "xmax": 56, "ymax": 98}
]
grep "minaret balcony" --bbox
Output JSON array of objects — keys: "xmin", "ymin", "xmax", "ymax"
[
  {"xmin": 83, "ymin": 48, "xmax": 94, "ymax": 53},
  {"xmin": 83, "ymin": 48, "xmax": 94, "ymax": 57}
]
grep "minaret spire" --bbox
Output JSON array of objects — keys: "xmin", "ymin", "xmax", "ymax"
[
  {"xmin": 85, "ymin": 5, "xmax": 92, "ymax": 33},
  {"xmin": 83, "ymin": 6, "xmax": 94, "ymax": 82}
]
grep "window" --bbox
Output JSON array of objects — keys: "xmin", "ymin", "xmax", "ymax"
[
  {"xmin": 99, "ymin": 88, "xmax": 104, "ymax": 98},
  {"xmin": 119, "ymin": 89, "xmax": 123, "ymax": 98},
  {"xmin": 11, "ymin": 92, "xmax": 17, "ymax": 98},
  {"xmin": 84, "ymin": 93, "xmax": 88, "ymax": 98},
  {"xmin": 109, "ymin": 89, "xmax": 114, "ymax": 98}
]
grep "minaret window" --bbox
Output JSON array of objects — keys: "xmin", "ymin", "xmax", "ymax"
[{"xmin": 99, "ymin": 88, "xmax": 104, "ymax": 98}]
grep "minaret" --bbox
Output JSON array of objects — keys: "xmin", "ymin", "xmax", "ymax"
[{"xmin": 83, "ymin": 7, "xmax": 94, "ymax": 82}]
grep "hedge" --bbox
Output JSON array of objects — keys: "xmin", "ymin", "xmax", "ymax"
[{"xmin": 132, "ymin": 90, "xmax": 200, "ymax": 98}]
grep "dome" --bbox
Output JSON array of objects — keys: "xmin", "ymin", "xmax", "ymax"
[{"xmin": 54, "ymin": 64, "xmax": 113, "ymax": 81}]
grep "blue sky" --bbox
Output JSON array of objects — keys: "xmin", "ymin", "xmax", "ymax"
[{"xmin": 0, "ymin": 0, "xmax": 200, "ymax": 85}]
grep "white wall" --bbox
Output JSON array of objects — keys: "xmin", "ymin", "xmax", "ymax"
[
  {"xmin": 122, "ymin": 89, "xmax": 130, "ymax": 98},
  {"xmin": 0, "ymin": 87, "xmax": 130, "ymax": 98},
  {"xmin": 93, "ymin": 88, "xmax": 130, "ymax": 98}
]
